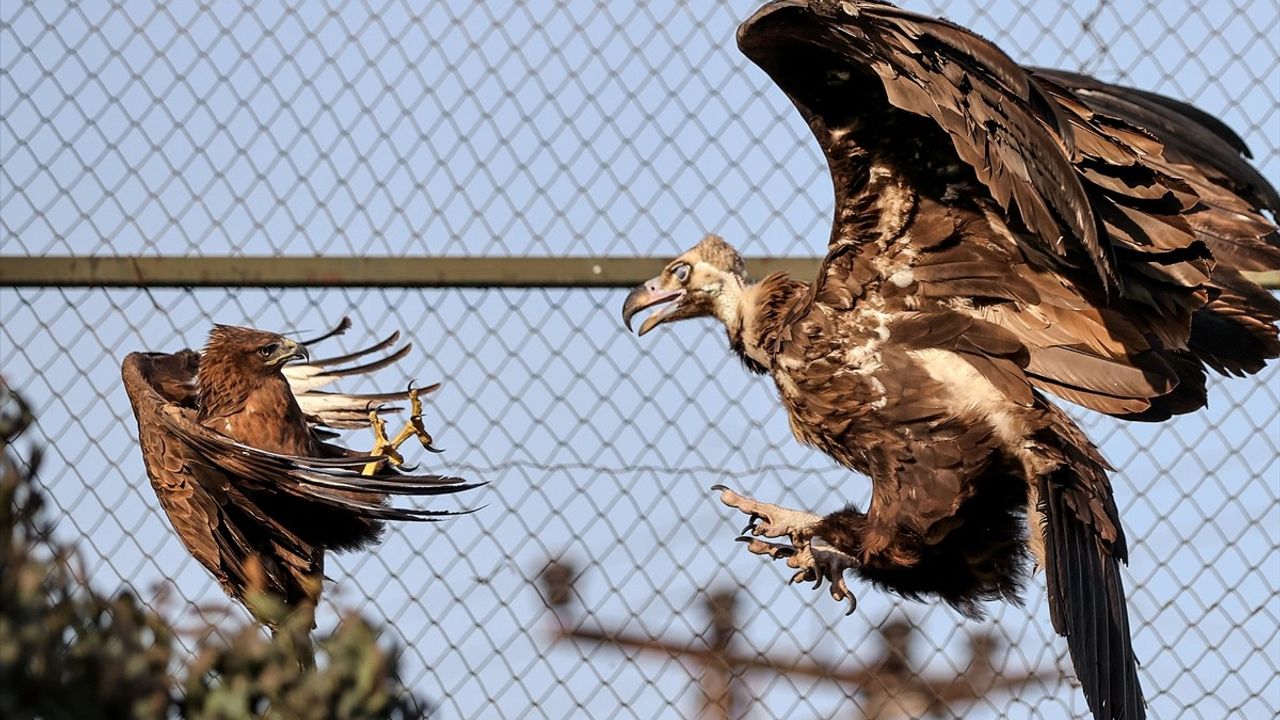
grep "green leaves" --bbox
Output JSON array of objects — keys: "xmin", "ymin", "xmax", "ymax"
[
  {"xmin": 0, "ymin": 382, "xmax": 430, "ymax": 720},
  {"xmin": 179, "ymin": 597, "xmax": 425, "ymax": 720}
]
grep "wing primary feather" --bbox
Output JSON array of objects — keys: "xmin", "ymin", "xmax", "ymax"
[
  {"xmin": 302, "ymin": 330, "xmax": 402, "ymax": 367},
  {"xmin": 299, "ymin": 316, "xmax": 353, "ymax": 346},
  {"xmin": 310, "ymin": 343, "xmax": 414, "ymax": 378}
]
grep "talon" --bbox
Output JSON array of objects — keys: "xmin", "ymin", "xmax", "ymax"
[
  {"xmin": 363, "ymin": 384, "xmax": 445, "ymax": 473},
  {"xmin": 362, "ymin": 410, "xmax": 399, "ymax": 475},
  {"xmin": 714, "ymin": 484, "xmax": 748, "ymax": 509},
  {"xmin": 736, "ymin": 536, "xmax": 796, "ymax": 560},
  {"xmin": 840, "ymin": 585, "xmax": 857, "ymax": 616},
  {"xmin": 402, "ymin": 385, "xmax": 443, "ymax": 453},
  {"xmin": 722, "ymin": 494, "xmax": 858, "ymax": 615}
]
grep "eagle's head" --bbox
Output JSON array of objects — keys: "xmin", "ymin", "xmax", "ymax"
[
  {"xmin": 203, "ymin": 325, "xmax": 309, "ymax": 378},
  {"xmin": 621, "ymin": 234, "xmax": 746, "ymax": 336}
]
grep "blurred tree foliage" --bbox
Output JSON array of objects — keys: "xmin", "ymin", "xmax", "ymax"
[{"xmin": 0, "ymin": 380, "xmax": 431, "ymax": 719}]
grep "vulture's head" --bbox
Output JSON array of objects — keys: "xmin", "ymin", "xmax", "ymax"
[
  {"xmin": 622, "ymin": 235, "xmax": 746, "ymax": 336},
  {"xmin": 202, "ymin": 325, "xmax": 309, "ymax": 379}
]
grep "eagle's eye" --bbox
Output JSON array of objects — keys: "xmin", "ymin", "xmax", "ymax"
[
  {"xmin": 670, "ymin": 263, "xmax": 691, "ymax": 284},
  {"xmin": 258, "ymin": 343, "xmax": 278, "ymax": 358}
]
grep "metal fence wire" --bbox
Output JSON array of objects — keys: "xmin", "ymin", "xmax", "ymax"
[{"xmin": 2, "ymin": 1, "xmax": 1278, "ymax": 718}]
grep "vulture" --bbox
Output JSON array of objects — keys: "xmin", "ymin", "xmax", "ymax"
[
  {"xmin": 121, "ymin": 319, "xmax": 478, "ymax": 626},
  {"xmin": 621, "ymin": 2, "xmax": 1280, "ymax": 719}
]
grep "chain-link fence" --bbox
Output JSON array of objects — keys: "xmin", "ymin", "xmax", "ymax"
[{"xmin": 2, "ymin": 1, "xmax": 1277, "ymax": 718}]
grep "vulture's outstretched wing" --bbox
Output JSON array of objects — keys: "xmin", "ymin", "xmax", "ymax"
[
  {"xmin": 739, "ymin": 0, "xmax": 1115, "ymax": 284},
  {"xmin": 740, "ymin": 0, "xmax": 1280, "ymax": 419},
  {"xmin": 1033, "ymin": 67, "xmax": 1280, "ymax": 218}
]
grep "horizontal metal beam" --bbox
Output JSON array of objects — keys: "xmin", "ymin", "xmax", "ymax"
[
  {"xmin": 553, "ymin": 626, "xmax": 1063, "ymax": 700},
  {"xmin": 0, "ymin": 256, "xmax": 823, "ymax": 289},
  {"xmin": 0, "ymin": 255, "xmax": 1276, "ymax": 289}
]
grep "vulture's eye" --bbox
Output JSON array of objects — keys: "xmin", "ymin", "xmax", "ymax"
[
  {"xmin": 258, "ymin": 343, "xmax": 278, "ymax": 358},
  {"xmin": 671, "ymin": 263, "xmax": 691, "ymax": 283}
]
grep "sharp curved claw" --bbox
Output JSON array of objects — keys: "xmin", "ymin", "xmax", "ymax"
[
  {"xmin": 737, "ymin": 536, "xmax": 796, "ymax": 560},
  {"xmin": 424, "ymin": 443, "xmax": 445, "ymax": 454},
  {"xmin": 840, "ymin": 586, "xmax": 857, "ymax": 616},
  {"xmin": 721, "ymin": 491, "xmax": 859, "ymax": 615}
]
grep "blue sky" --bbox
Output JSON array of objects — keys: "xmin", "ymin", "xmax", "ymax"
[{"xmin": 2, "ymin": 1, "xmax": 1277, "ymax": 718}]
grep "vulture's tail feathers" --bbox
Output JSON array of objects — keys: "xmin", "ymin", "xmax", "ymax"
[{"xmin": 1038, "ymin": 426, "xmax": 1145, "ymax": 720}]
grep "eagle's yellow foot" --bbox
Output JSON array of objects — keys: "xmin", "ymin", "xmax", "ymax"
[{"xmin": 361, "ymin": 384, "xmax": 441, "ymax": 475}]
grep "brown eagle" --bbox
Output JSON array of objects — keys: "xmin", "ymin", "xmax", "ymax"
[
  {"xmin": 121, "ymin": 319, "xmax": 477, "ymax": 624},
  {"xmin": 622, "ymin": 2, "xmax": 1280, "ymax": 719}
]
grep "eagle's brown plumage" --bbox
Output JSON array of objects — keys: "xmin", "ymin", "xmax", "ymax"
[
  {"xmin": 622, "ymin": 3, "xmax": 1280, "ymax": 719},
  {"xmin": 122, "ymin": 320, "xmax": 477, "ymax": 623}
]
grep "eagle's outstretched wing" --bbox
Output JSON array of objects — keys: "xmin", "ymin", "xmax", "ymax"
[
  {"xmin": 121, "ymin": 325, "xmax": 477, "ymax": 607},
  {"xmin": 287, "ymin": 317, "xmax": 442, "ymax": 434}
]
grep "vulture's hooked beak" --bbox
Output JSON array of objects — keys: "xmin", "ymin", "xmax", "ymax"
[
  {"xmin": 272, "ymin": 338, "xmax": 309, "ymax": 365},
  {"xmin": 621, "ymin": 277, "xmax": 686, "ymax": 336}
]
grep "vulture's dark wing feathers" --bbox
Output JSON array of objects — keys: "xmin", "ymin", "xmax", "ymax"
[
  {"xmin": 1032, "ymin": 67, "xmax": 1280, "ymax": 214},
  {"xmin": 739, "ymin": 0, "xmax": 1115, "ymax": 286},
  {"xmin": 741, "ymin": 0, "xmax": 1280, "ymax": 417}
]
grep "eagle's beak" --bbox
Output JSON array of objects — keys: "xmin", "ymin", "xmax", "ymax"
[
  {"xmin": 273, "ymin": 338, "xmax": 309, "ymax": 365},
  {"xmin": 622, "ymin": 278, "xmax": 685, "ymax": 336}
]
